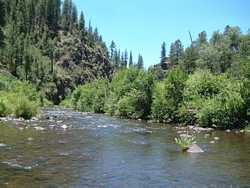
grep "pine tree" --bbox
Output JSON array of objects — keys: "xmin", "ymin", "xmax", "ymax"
[
  {"xmin": 72, "ymin": 4, "xmax": 78, "ymax": 28},
  {"xmin": 0, "ymin": 0, "xmax": 5, "ymax": 47},
  {"xmin": 94, "ymin": 28, "xmax": 99, "ymax": 41},
  {"xmin": 47, "ymin": 0, "xmax": 61, "ymax": 32},
  {"xmin": 137, "ymin": 54, "xmax": 144, "ymax": 69},
  {"xmin": 124, "ymin": 49, "xmax": 128, "ymax": 68},
  {"xmin": 169, "ymin": 39, "xmax": 184, "ymax": 65},
  {"xmin": 110, "ymin": 41, "xmax": 116, "ymax": 59},
  {"xmin": 79, "ymin": 11, "xmax": 85, "ymax": 31},
  {"xmin": 198, "ymin": 31, "xmax": 208, "ymax": 47},
  {"xmin": 62, "ymin": 0, "xmax": 72, "ymax": 31},
  {"xmin": 161, "ymin": 42, "xmax": 166, "ymax": 64},
  {"xmin": 129, "ymin": 51, "xmax": 133, "ymax": 67}
]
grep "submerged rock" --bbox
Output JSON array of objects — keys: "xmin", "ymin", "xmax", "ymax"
[
  {"xmin": 61, "ymin": 125, "xmax": 68, "ymax": 129},
  {"xmin": 187, "ymin": 144, "xmax": 204, "ymax": 153},
  {"xmin": 0, "ymin": 143, "xmax": 7, "ymax": 147},
  {"xmin": 34, "ymin": 127, "xmax": 46, "ymax": 131}
]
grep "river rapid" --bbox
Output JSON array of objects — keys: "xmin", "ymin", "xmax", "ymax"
[{"xmin": 0, "ymin": 107, "xmax": 250, "ymax": 188}]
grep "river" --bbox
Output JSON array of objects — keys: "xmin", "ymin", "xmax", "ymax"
[{"xmin": 0, "ymin": 108, "xmax": 250, "ymax": 188}]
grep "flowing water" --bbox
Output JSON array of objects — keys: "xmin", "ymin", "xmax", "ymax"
[{"xmin": 0, "ymin": 108, "xmax": 250, "ymax": 188}]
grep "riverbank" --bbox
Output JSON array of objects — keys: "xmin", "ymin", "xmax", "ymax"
[{"xmin": 61, "ymin": 67, "xmax": 249, "ymax": 130}]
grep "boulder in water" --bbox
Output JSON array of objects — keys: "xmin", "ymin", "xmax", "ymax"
[
  {"xmin": 0, "ymin": 143, "xmax": 7, "ymax": 147},
  {"xmin": 187, "ymin": 144, "xmax": 204, "ymax": 153}
]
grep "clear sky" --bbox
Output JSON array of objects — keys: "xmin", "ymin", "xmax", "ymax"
[{"xmin": 74, "ymin": 0, "xmax": 250, "ymax": 68}]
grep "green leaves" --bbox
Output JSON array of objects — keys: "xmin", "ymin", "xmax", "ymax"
[{"xmin": 182, "ymin": 70, "xmax": 246, "ymax": 128}]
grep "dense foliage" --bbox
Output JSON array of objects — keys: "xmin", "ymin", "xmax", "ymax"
[
  {"xmin": 105, "ymin": 68, "xmax": 154, "ymax": 119},
  {"xmin": 63, "ymin": 25, "xmax": 250, "ymax": 129},
  {"xmin": 0, "ymin": 0, "xmax": 143, "ymax": 105},
  {"xmin": 151, "ymin": 67, "xmax": 187, "ymax": 122},
  {"xmin": 180, "ymin": 70, "xmax": 246, "ymax": 129},
  {"xmin": 0, "ymin": 72, "xmax": 44, "ymax": 119}
]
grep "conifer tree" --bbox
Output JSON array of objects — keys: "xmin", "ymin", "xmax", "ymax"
[
  {"xmin": 110, "ymin": 41, "xmax": 116, "ymax": 59},
  {"xmin": 79, "ymin": 11, "xmax": 85, "ymax": 31},
  {"xmin": 0, "ymin": 0, "xmax": 5, "ymax": 47},
  {"xmin": 161, "ymin": 42, "xmax": 166, "ymax": 64},
  {"xmin": 129, "ymin": 51, "xmax": 133, "ymax": 67},
  {"xmin": 169, "ymin": 39, "xmax": 184, "ymax": 65},
  {"xmin": 137, "ymin": 54, "xmax": 144, "ymax": 69}
]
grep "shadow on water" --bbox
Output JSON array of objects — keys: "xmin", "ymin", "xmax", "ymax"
[{"xmin": 0, "ymin": 107, "xmax": 250, "ymax": 187}]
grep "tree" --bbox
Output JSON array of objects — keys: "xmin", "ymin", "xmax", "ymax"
[
  {"xmin": 46, "ymin": 0, "xmax": 61, "ymax": 32},
  {"xmin": 223, "ymin": 25, "xmax": 241, "ymax": 52},
  {"xmin": 210, "ymin": 31, "xmax": 222, "ymax": 46},
  {"xmin": 110, "ymin": 40, "xmax": 116, "ymax": 59},
  {"xmin": 129, "ymin": 51, "xmax": 133, "ymax": 67},
  {"xmin": 79, "ymin": 11, "xmax": 85, "ymax": 31},
  {"xmin": 197, "ymin": 31, "xmax": 208, "ymax": 47},
  {"xmin": 94, "ymin": 28, "xmax": 99, "ymax": 41},
  {"xmin": 0, "ymin": 0, "xmax": 5, "ymax": 47},
  {"xmin": 62, "ymin": 0, "xmax": 72, "ymax": 31},
  {"xmin": 169, "ymin": 39, "xmax": 184, "ymax": 65},
  {"xmin": 161, "ymin": 42, "xmax": 166, "ymax": 64},
  {"xmin": 124, "ymin": 49, "xmax": 128, "ymax": 68},
  {"xmin": 183, "ymin": 46, "xmax": 199, "ymax": 73},
  {"xmin": 72, "ymin": 4, "xmax": 78, "ymax": 28},
  {"xmin": 137, "ymin": 54, "xmax": 144, "ymax": 69}
]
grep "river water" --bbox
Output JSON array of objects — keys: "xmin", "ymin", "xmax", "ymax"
[{"xmin": 0, "ymin": 108, "xmax": 250, "ymax": 188}]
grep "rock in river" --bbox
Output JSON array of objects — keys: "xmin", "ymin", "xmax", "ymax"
[{"xmin": 187, "ymin": 144, "xmax": 204, "ymax": 153}]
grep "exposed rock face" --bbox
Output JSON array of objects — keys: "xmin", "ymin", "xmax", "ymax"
[{"xmin": 187, "ymin": 144, "xmax": 204, "ymax": 153}]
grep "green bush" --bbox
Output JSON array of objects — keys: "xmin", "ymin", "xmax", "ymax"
[
  {"xmin": 151, "ymin": 67, "xmax": 187, "ymax": 122},
  {"xmin": 69, "ymin": 79, "xmax": 109, "ymax": 113},
  {"xmin": 0, "ymin": 97, "xmax": 10, "ymax": 117},
  {"xmin": 0, "ymin": 74, "xmax": 41, "ymax": 119},
  {"xmin": 182, "ymin": 70, "xmax": 246, "ymax": 129},
  {"xmin": 105, "ymin": 68, "xmax": 154, "ymax": 119},
  {"xmin": 15, "ymin": 96, "xmax": 38, "ymax": 119}
]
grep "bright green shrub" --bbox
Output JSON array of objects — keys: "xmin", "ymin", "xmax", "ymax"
[
  {"xmin": 105, "ymin": 68, "xmax": 154, "ymax": 119},
  {"xmin": 151, "ymin": 67, "xmax": 187, "ymax": 122},
  {"xmin": 182, "ymin": 70, "xmax": 246, "ymax": 128},
  {"xmin": 15, "ymin": 96, "xmax": 38, "ymax": 120},
  {"xmin": 0, "ymin": 74, "xmax": 41, "ymax": 119},
  {"xmin": 69, "ymin": 79, "xmax": 109, "ymax": 113},
  {"xmin": 0, "ymin": 97, "xmax": 10, "ymax": 117}
]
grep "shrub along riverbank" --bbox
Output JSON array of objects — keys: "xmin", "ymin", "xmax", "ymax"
[
  {"xmin": 0, "ymin": 72, "xmax": 49, "ymax": 119},
  {"xmin": 61, "ymin": 64, "xmax": 249, "ymax": 129}
]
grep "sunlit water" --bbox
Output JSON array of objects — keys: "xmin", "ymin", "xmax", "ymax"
[{"xmin": 0, "ymin": 108, "xmax": 250, "ymax": 188}]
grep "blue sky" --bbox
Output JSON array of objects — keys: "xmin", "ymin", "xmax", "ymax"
[{"xmin": 74, "ymin": 0, "xmax": 250, "ymax": 68}]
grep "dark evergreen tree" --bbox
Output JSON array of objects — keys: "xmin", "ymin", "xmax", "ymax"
[
  {"xmin": 62, "ymin": 0, "xmax": 72, "ymax": 31},
  {"xmin": 129, "ymin": 51, "xmax": 133, "ymax": 67},
  {"xmin": 124, "ymin": 49, "xmax": 128, "ymax": 68},
  {"xmin": 110, "ymin": 41, "xmax": 116, "ymax": 59},
  {"xmin": 198, "ymin": 31, "xmax": 208, "ymax": 47},
  {"xmin": 137, "ymin": 54, "xmax": 144, "ymax": 69},
  {"xmin": 79, "ymin": 11, "xmax": 85, "ymax": 31},
  {"xmin": 0, "ymin": 0, "xmax": 5, "ymax": 47},
  {"xmin": 169, "ymin": 39, "xmax": 184, "ymax": 65},
  {"xmin": 161, "ymin": 42, "xmax": 166, "ymax": 64}
]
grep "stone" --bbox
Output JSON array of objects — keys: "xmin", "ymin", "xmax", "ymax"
[
  {"xmin": 210, "ymin": 140, "xmax": 215, "ymax": 144},
  {"xmin": 34, "ymin": 127, "xmax": 45, "ymax": 131},
  {"xmin": 61, "ymin": 125, "xmax": 68, "ymax": 129},
  {"xmin": 214, "ymin": 137, "xmax": 220, "ymax": 140},
  {"xmin": 226, "ymin": 129, "xmax": 231, "ymax": 133},
  {"xmin": 27, "ymin": 137, "xmax": 34, "ymax": 141},
  {"xmin": 0, "ymin": 143, "xmax": 7, "ymax": 147},
  {"xmin": 187, "ymin": 144, "xmax": 204, "ymax": 153}
]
